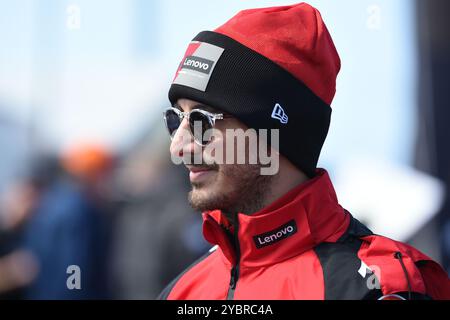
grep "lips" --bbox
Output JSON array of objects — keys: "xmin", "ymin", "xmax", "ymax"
[{"xmin": 186, "ymin": 165, "xmax": 216, "ymax": 183}]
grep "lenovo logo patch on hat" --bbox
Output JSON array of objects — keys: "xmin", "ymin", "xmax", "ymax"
[{"xmin": 173, "ymin": 41, "xmax": 224, "ymax": 92}]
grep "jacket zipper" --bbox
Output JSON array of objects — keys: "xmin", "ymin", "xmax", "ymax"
[{"xmin": 226, "ymin": 212, "xmax": 240, "ymax": 300}]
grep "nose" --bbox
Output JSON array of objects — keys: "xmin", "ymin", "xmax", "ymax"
[{"xmin": 169, "ymin": 117, "xmax": 201, "ymax": 162}]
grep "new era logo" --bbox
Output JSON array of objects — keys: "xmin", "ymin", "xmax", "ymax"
[{"xmin": 271, "ymin": 103, "xmax": 288, "ymax": 124}]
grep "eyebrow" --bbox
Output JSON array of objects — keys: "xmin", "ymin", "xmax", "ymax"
[
  {"xmin": 173, "ymin": 102, "xmax": 220, "ymax": 114},
  {"xmin": 192, "ymin": 104, "xmax": 219, "ymax": 113},
  {"xmin": 172, "ymin": 103, "xmax": 182, "ymax": 111}
]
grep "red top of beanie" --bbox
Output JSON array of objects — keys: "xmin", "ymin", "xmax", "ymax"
[{"xmin": 214, "ymin": 2, "xmax": 341, "ymax": 105}]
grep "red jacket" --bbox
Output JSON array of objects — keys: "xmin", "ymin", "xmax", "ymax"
[{"xmin": 159, "ymin": 169, "xmax": 450, "ymax": 300}]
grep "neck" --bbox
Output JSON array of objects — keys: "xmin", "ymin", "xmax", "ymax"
[
  {"xmin": 226, "ymin": 158, "xmax": 310, "ymax": 218},
  {"xmin": 258, "ymin": 160, "xmax": 310, "ymax": 212}
]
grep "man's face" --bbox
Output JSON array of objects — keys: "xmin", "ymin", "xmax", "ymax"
[{"xmin": 169, "ymin": 98, "xmax": 274, "ymax": 214}]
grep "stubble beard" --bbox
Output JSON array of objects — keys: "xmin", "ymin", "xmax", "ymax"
[{"xmin": 188, "ymin": 163, "xmax": 274, "ymax": 215}]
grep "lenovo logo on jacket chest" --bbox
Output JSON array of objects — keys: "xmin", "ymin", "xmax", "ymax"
[{"xmin": 253, "ymin": 220, "xmax": 298, "ymax": 248}]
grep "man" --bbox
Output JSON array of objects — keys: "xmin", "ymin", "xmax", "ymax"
[{"xmin": 158, "ymin": 3, "xmax": 450, "ymax": 299}]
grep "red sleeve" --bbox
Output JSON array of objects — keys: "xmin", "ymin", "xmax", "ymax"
[{"xmin": 418, "ymin": 260, "xmax": 450, "ymax": 300}]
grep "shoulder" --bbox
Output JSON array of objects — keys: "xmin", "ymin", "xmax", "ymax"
[
  {"xmin": 314, "ymin": 215, "xmax": 449, "ymax": 299},
  {"xmin": 358, "ymin": 233, "xmax": 450, "ymax": 299}
]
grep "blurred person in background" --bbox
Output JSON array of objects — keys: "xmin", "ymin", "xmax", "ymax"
[
  {"xmin": 0, "ymin": 181, "xmax": 40, "ymax": 299},
  {"xmin": 19, "ymin": 144, "xmax": 114, "ymax": 299},
  {"xmin": 158, "ymin": 3, "xmax": 450, "ymax": 300}
]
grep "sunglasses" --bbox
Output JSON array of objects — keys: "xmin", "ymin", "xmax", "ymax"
[{"xmin": 163, "ymin": 106, "xmax": 232, "ymax": 146}]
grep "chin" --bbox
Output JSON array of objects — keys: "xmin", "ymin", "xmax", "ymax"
[{"xmin": 189, "ymin": 185, "xmax": 223, "ymax": 212}]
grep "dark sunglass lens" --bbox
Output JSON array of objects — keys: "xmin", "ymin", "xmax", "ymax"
[
  {"xmin": 189, "ymin": 111, "xmax": 212, "ymax": 144},
  {"xmin": 165, "ymin": 109, "xmax": 181, "ymax": 137}
]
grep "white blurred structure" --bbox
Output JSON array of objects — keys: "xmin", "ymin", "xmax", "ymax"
[{"xmin": 333, "ymin": 158, "xmax": 445, "ymax": 241}]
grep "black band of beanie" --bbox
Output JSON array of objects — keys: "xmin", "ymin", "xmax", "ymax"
[{"xmin": 169, "ymin": 31, "xmax": 331, "ymax": 178}]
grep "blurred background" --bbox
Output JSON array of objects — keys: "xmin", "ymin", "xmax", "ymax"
[{"xmin": 0, "ymin": 0, "xmax": 449, "ymax": 299}]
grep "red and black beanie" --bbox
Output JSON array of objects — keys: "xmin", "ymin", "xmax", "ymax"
[{"xmin": 169, "ymin": 2, "xmax": 341, "ymax": 177}]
